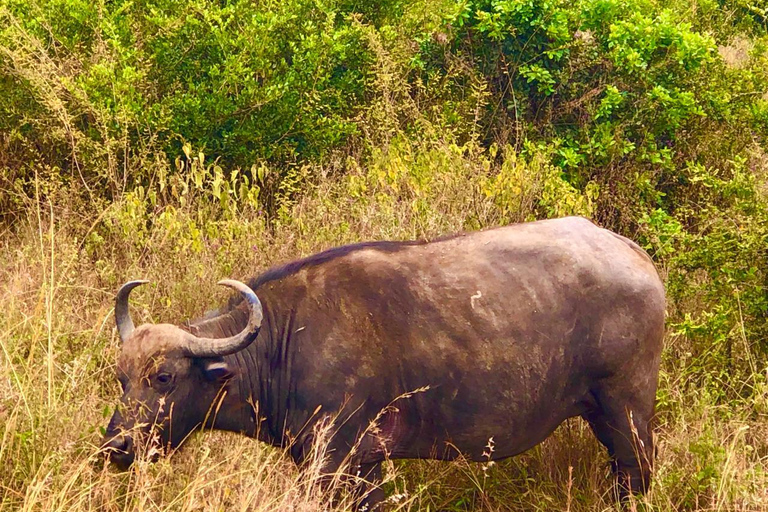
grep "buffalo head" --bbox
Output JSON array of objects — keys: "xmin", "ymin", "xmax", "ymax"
[{"xmin": 102, "ymin": 279, "xmax": 262, "ymax": 469}]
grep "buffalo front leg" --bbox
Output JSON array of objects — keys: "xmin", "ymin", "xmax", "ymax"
[
  {"xmin": 354, "ymin": 461, "xmax": 385, "ymax": 511},
  {"xmin": 321, "ymin": 457, "xmax": 385, "ymax": 511},
  {"xmin": 292, "ymin": 439, "xmax": 386, "ymax": 511},
  {"xmin": 321, "ymin": 450, "xmax": 385, "ymax": 510},
  {"xmin": 583, "ymin": 386, "xmax": 655, "ymax": 501}
]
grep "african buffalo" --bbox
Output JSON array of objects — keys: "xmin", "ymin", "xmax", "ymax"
[{"xmin": 102, "ymin": 216, "xmax": 665, "ymax": 508}]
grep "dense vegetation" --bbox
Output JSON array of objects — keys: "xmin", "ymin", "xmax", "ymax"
[{"xmin": 1, "ymin": 0, "xmax": 766, "ymax": 510}]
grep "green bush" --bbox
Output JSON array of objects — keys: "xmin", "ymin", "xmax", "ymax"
[{"xmin": 0, "ymin": 0, "xmax": 385, "ymax": 187}]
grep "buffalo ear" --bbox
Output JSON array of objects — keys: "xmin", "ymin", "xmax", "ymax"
[{"xmin": 199, "ymin": 359, "xmax": 233, "ymax": 382}]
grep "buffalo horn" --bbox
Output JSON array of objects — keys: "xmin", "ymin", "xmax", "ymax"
[
  {"xmin": 115, "ymin": 280, "xmax": 150, "ymax": 342},
  {"xmin": 180, "ymin": 279, "xmax": 263, "ymax": 357}
]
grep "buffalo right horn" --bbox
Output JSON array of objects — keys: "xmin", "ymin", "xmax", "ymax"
[
  {"xmin": 180, "ymin": 279, "xmax": 263, "ymax": 357},
  {"xmin": 115, "ymin": 280, "xmax": 149, "ymax": 343}
]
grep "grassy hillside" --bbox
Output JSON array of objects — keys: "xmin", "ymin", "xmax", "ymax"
[{"xmin": 1, "ymin": 0, "xmax": 767, "ymax": 510}]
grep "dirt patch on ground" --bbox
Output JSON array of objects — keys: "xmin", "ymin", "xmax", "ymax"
[
  {"xmin": 748, "ymin": 143, "xmax": 768, "ymax": 197},
  {"xmin": 718, "ymin": 36, "xmax": 753, "ymax": 68}
]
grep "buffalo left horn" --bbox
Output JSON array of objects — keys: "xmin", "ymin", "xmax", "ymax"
[
  {"xmin": 115, "ymin": 280, "xmax": 150, "ymax": 343},
  {"xmin": 180, "ymin": 279, "xmax": 263, "ymax": 357}
]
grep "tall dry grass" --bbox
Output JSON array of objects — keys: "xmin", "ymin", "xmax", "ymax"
[{"xmin": 1, "ymin": 151, "xmax": 767, "ymax": 512}]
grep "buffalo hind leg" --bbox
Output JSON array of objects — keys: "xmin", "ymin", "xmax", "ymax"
[{"xmin": 583, "ymin": 387, "xmax": 654, "ymax": 501}]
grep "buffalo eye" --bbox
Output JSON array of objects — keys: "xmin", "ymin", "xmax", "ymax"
[{"xmin": 154, "ymin": 372, "xmax": 173, "ymax": 388}]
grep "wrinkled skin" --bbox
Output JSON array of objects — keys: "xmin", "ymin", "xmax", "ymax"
[{"xmin": 103, "ymin": 217, "xmax": 665, "ymax": 508}]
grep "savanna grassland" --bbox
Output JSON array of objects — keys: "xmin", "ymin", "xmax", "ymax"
[{"xmin": 1, "ymin": 0, "xmax": 768, "ymax": 510}]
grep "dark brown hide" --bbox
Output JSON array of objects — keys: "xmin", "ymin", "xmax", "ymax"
[{"xmin": 103, "ymin": 217, "xmax": 665, "ymax": 507}]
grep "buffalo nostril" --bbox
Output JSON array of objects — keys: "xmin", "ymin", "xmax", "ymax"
[{"xmin": 104, "ymin": 434, "xmax": 132, "ymax": 454}]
